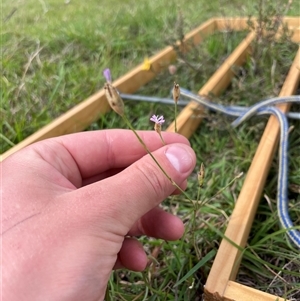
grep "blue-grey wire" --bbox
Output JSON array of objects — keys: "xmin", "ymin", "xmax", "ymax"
[
  {"xmin": 179, "ymin": 88, "xmax": 300, "ymax": 248},
  {"xmin": 244, "ymin": 106, "xmax": 300, "ymax": 247},
  {"xmin": 120, "ymin": 92, "xmax": 300, "ymax": 120}
]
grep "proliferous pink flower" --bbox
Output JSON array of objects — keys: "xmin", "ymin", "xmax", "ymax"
[{"xmin": 150, "ymin": 115, "xmax": 165, "ymax": 125}]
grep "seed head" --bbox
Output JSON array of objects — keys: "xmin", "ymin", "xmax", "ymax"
[
  {"xmin": 197, "ymin": 163, "xmax": 205, "ymax": 187},
  {"xmin": 104, "ymin": 83, "xmax": 125, "ymax": 117},
  {"xmin": 172, "ymin": 82, "xmax": 180, "ymax": 103}
]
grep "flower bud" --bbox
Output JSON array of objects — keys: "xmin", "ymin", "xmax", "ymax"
[
  {"xmin": 104, "ymin": 83, "xmax": 125, "ymax": 117},
  {"xmin": 103, "ymin": 68, "xmax": 112, "ymax": 83},
  {"xmin": 172, "ymin": 82, "xmax": 180, "ymax": 103},
  {"xmin": 198, "ymin": 163, "xmax": 205, "ymax": 187},
  {"xmin": 168, "ymin": 65, "xmax": 177, "ymax": 75}
]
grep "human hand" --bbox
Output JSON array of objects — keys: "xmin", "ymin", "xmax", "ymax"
[{"xmin": 2, "ymin": 130, "xmax": 196, "ymax": 301}]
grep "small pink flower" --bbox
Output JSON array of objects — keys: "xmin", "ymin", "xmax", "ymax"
[
  {"xmin": 103, "ymin": 68, "xmax": 112, "ymax": 83},
  {"xmin": 150, "ymin": 115, "xmax": 165, "ymax": 125}
]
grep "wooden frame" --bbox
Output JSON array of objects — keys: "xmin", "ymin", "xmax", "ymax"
[
  {"xmin": 204, "ymin": 47, "xmax": 300, "ymax": 301},
  {"xmin": 2, "ymin": 16, "xmax": 300, "ymax": 301}
]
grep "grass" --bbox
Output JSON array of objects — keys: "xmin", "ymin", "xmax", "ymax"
[{"xmin": 1, "ymin": 0, "xmax": 300, "ymax": 300}]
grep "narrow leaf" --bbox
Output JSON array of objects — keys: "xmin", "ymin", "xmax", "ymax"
[{"xmin": 174, "ymin": 249, "xmax": 216, "ymax": 287}]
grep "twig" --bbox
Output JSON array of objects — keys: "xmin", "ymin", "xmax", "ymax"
[
  {"xmin": 21, "ymin": 43, "xmax": 44, "ymax": 82},
  {"xmin": 267, "ymin": 257, "xmax": 298, "ymax": 289},
  {"xmin": 4, "ymin": 8, "xmax": 17, "ymax": 22},
  {"xmin": 15, "ymin": 43, "xmax": 44, "ymax": 99}
]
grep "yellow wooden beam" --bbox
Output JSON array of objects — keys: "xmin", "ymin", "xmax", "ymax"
[{"xmin": 224, "ymin": 281, "xmax": 289, "ymax": 301}]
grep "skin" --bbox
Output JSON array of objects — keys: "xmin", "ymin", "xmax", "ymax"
[{"xmin": 1, "ymin": 129, "xmax": 196, "ymax": 301}]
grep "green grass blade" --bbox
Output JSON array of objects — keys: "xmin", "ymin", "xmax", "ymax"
[{"xmin": 173, "ymin": 249, "xmax": 216, "ymax": 287}]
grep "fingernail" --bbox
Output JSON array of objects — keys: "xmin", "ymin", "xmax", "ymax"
[{"xmin": 165, "ymin": 145, "xmax": 194, "ymax": 173}]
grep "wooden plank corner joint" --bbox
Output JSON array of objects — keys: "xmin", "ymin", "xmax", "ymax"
[{"xmin": 204, "ymin": 290, "xmax": 231, "ymax": 301}]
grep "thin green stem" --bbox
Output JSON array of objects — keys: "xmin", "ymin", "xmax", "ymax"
[
  {"xmin": 122, "ymin": 114, "xmax": 192, "ymax": 202},
  {"xmin": 174, "ymin": 102, "xmax": 178, "ymax": 133},
  {"xmin": 197, "ymin": 187, "xmax": 201, "ymax": 202},
  {"xmin": 158, "ymin": 132, "xmax": 166, "ymax": 145}
]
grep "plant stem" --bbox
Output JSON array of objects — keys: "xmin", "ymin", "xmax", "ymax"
[
  {"xmin": 122, "ymin": 114, "xmax": 192, "ymax": 201},
  {"xmin": 197, "ymin": 187, "xmax": 201, "ymax": 202},
  {"xmin": 174, "ymin": 102, "xmax": 178, "ymax": 133},
  {"xmin": 158, "ymin": 132, "xmax": 166, "ymax": 145}
]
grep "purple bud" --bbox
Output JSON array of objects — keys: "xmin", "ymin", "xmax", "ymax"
[{"xmin": 103, "ymin": 68, "xmax": 112, "ymax": 83}]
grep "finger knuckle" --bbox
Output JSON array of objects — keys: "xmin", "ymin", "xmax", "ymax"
[{"xmin": 133, "ymin": 161, "xmax": 169, "ymax": 200}]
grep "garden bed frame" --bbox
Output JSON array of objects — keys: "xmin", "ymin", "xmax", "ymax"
[{"xmin": 2, "ymin": 17, "xmax": 300, "ymax": 301}]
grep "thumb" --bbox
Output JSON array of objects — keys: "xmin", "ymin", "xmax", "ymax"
[{"xmin": 72, "ymin": 143, "xmax": 196, "ymax": 234}]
